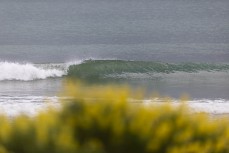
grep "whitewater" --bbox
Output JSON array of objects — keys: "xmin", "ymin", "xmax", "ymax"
[
  {"xmin": 0, "ymin": 61, "xmax": 78, "ymax": 80},
  {"xmin": 0, "ymin": 62, "xmax": 67, "ymax": 81},
  {"xmin": 1, "ymin": 95, "xmax": 229, "ymax": 117}
]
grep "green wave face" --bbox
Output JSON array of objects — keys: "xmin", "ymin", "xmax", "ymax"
[{"xmin": 67, "ymin": 60, "xmax": 229, "ymax": 80}]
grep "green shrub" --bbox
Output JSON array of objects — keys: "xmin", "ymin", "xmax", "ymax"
[{"xmin": 0, "ymin": 81, "xmax": 229, "ymax": 153}]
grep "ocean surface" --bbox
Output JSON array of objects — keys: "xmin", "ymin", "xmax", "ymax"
[{"xmin": 0, "ymin": 0, "xmax": 228, "ymax": 116}]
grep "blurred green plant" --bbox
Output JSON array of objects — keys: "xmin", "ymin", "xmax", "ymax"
[{"xmin": 0, "ymin": 81, "xmax": 229, "ymax": 153}]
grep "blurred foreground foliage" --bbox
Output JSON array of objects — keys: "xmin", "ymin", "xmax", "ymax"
[{"xmin": 0, "ymin": 81, "xmax": 229, "ymax": 153}]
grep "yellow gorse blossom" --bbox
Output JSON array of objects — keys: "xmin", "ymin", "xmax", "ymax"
[{"xmin": 0, "ymin": 80, "xmax": 228, "ymax": 153}]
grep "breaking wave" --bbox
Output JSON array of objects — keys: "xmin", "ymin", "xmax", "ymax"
[
  {"xmin": 1, "ymin": 60, "xmax": 229, "ymax": 81},
  {"xmin": 0, "ymin": 62, "xmax": 66, "ymax": 81}
]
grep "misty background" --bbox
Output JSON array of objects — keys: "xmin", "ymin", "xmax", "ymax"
[{"xmin": 0, "ymin": 0, "xmax": 228, "ymax": 63}]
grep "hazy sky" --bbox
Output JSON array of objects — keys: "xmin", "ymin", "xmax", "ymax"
[{"xmin": 0, "ymin": 0, "xmax": 228, "ymax": 45}]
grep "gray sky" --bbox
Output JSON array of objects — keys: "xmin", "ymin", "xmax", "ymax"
[{"xmin": 0, "ymin": 0, "xmax": 228, "ymax": 45}]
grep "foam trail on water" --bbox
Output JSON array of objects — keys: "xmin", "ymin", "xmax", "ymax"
[
  {"xmin": 0, "ymin": 96, "xmax": 60, "ymax": 117},
  {"xmin": 0, "ymin": 62, "xmax": 65, "ymax": 81},
  {"xmin": 144, "ymin": 99, "xmax": 229, "ymax": 114},
  {"xmin": 1, "ymin": 97, "xmax": 229, "ymax": 117}
]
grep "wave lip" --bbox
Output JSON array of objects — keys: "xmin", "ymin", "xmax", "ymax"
[{"xmin": 0, "ymin": 62, "xmax": 65, "ymax": 81}]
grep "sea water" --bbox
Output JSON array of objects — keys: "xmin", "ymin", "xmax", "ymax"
[{"xmin": 0, "ymin": 0, "xmax": 228, "ymax": 116}]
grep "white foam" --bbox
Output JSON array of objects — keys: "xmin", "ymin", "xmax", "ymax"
[
  {"xmin": 186, "ymin": 99, "xmax": 229, "ymax": 114},
  {"xmin": 144, "ymin": 98, "xmax": 229, "ymax": 114},
  {"xmin": 0, "ymin": 96, "xmax": 60, "ymax": 117},
  {"xmin": 0, "ymin": 62, "xmax": 66, "ymax": 81},
  {"xmin": 1, "ymin": 97, "xmax": 229, "ymax": 117}
]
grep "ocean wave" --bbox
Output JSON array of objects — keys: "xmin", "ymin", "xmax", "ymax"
[
  {"xmin": 1, "ymin": 60, "xmax": 229, "ymax": 81},
  {"xmin": 0, "ymin": 62, "xmax": 66, "ymax": 81},
  {"xmin": 67, "ymin": 60, "xmax": 229, "ymax": 79}
]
